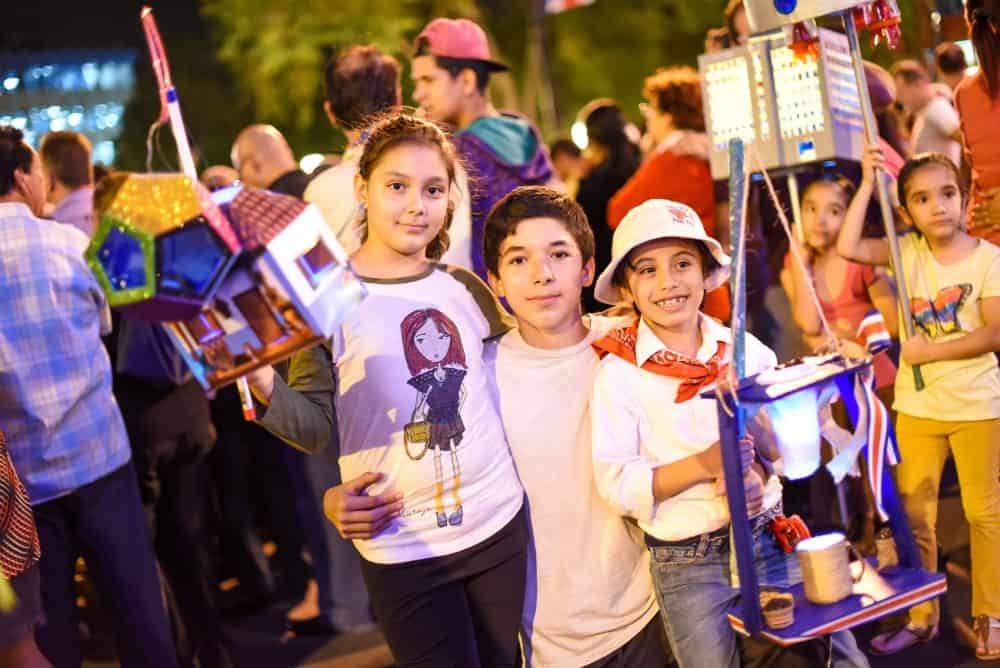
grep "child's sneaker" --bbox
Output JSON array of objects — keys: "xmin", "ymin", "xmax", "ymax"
[
  {"xmin": 869, "ymin": 622, "xmax": 938, "ymax": 655},
  {"xmin": 975, "ymin": 616, "xmax": 1000, "ymax": 661}
]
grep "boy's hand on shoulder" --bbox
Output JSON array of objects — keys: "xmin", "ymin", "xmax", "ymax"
[
  {"xmin": 901, "ymin": 331, "xmax": 935, "ymax": 366},
  {"xmin": 323, "ymin": 472, "xmax": 403, "ymax": 540}
]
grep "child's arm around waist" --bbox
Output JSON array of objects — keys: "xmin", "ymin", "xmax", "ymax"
[{"xmin": 249, "ymin": 342, "xmax": 335, "ymax": 454}]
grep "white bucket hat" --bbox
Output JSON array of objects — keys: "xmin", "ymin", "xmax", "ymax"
[{"xmin": 593, "ymin": 199, "xmax": 731, "ymax": 305}]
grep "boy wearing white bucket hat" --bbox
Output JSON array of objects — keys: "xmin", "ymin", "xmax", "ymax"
[{"xmin": 589, "ymin": 199, "xmax": 869, "ymax": 667}]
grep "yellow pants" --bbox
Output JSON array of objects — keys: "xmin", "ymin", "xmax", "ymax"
[{"xmin": 895, "ymin": 413, "xmax": 1000, "ymax": 627}]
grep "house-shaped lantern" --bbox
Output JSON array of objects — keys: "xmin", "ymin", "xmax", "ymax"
[{"xmin": 164, "ymin": 185, "xmax": 366, "ymax": 389}]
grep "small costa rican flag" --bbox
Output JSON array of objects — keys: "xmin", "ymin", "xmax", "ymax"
[
  {"xmin": 545, "ymin": 0, "xmax": 595, "ymax": 13},
  {"xmin": 857, "ymin": 309, "xmax": 891, "ymax": 354},
  {"xmin": 858, "ymin": 365, "xmax": 900, "ymax": 521}
]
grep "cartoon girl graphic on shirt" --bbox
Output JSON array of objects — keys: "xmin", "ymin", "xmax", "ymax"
[{"xmin": 401, "ymin": 308, "xmax": 468, "ymax": 528}]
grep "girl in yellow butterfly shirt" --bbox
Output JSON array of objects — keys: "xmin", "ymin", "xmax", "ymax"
[{"xmin": 839, "ymin": 147, "xmax": 1000, "ymax": 660}]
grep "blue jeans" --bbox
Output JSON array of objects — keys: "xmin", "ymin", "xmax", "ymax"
[{"xmin": 649, "ymin": 505, "xmax": 869, "ymax": 668}]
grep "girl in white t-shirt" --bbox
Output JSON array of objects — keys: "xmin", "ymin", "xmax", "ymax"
[
  {"xmin": 250, "ymin": 114, "xmax": 526, "ymax": 666},
  {"xmin": 839, "ymin": 147, "xmax": 1000, "ymax": 659}
]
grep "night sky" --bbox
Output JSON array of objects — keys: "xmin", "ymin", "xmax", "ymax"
[{"xmin": 4, "ymin": 1, "xmax": 208, "ymax": 53}]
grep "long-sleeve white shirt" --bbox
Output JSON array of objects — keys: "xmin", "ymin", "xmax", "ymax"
[{"xmin": 591, "ymin": 315, "xmax": 782, "ymax": 542}]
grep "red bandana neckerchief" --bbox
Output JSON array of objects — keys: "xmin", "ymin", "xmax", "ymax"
[{"xmin": 591, "ymin": 319, "xmax": 729, "ymax": 403}]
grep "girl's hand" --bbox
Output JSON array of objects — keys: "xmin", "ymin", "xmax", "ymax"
[
  {"xmin": 901, "ymin": 331, "xmax": 936, "ymax": 366},
  {"xmin": 743, "ymin": 468, "xmax": 766, "ymax": 517},
  {"xmin": 860, "ymin": 143, "xmax": 885, "ymax": 186},
  {"xmin": 245, "ymin": 365, "xmax": 276, "ymax": 404},
  {"xmin": 787, "ymin": 237, "xmax": 811, "ymax": 269},
  {"xmin": 835, "ymin": 338, "xmax": 868, "ymax": 360},
  {"xmin": 323, "ymin": 472, "xmax": 404, "ymax": 540}
]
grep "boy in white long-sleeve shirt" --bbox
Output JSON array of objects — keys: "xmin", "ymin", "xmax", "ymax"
[{"xmin": 589, "ymin": 199, "xmax": 868, "ymax": 668}]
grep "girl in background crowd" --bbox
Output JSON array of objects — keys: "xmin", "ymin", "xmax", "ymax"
[
  {"xmin": 780, "ymin": 174, "xmax": 898, "ymax": 548},
  {"xmin": 955, "ymin": 0, "xmax": 1000, "ymax": 245},
  {"xmin": 575, "ymin": 99, "xmax": 640, "ymax": 313}
]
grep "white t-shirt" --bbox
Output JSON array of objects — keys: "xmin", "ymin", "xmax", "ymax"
[
  {"xmin": 332, "ymin": 264, "xmax": 523, "ymax": 564},
  {"xmin": 303, "ymin": 145, "xmax": 474, "ymax": 270},
  {"xmin": 304, "ymin": 145, "xmax": 365, "ymax": 255},
  {"xmin": 591, "ymin": 315, "xmax": 782, "ymax": 542},
  {"xmin": 911, "ymin": 96, "xmax": 961, "ymax": 167},
  {"xmin": 894, "ymin": 234, "xmax": 1000, "ymax": 421},
  {"xmin": 486, "ymin": 315, "xmax": 657, "ymax": 667}
]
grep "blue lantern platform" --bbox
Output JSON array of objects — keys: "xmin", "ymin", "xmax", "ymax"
[{"xmin": 706, "ymin": 356, "xmax": 946, "ymax": 643}]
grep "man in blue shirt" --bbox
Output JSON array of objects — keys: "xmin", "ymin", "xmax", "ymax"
[
  {"xmin": 0, "ymin": 126, "xmax": 176, "ymax": 667},
  {"xmin": 38, "ymin": 131, "xmax": 95, "ymax": 237}
]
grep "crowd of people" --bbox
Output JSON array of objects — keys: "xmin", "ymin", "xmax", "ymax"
[{"xmin": 2, "ymin": 1, "xmax": 1000, "ymax": 667}]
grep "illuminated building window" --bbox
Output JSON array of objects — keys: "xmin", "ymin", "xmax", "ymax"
[{"xmin": 0, "ymin": 50, "xmax": 135, "ymax": 165}]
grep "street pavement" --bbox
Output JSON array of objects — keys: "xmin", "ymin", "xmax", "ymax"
[{"xmin": 79, "ymin": 495, "xmax": 980, "ymax": 667}]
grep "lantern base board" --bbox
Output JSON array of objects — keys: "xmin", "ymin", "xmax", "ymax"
[
  {"xmin": 118, "ymin": 295, "xmax": 205, "ymax": 323},
  {"xmin": 164, "ymin": 318, "xmax": 325, "ymax": 392},
  {"xmin": 727, "ymin": 559, "xmax": 945, "ymax": 645},
  {"xmin": 204, "ymin": 330, "xmax": 325, "ymax": 390}
]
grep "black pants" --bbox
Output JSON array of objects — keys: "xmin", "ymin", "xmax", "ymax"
[
  {"xmin": 33, "ymin": 463, "xmax": 177, "ymax": 668},
  {"xmin": 582, "ymin": 613, "xmax": 674, "ymax": 668},
  {"xmin": 361, "ymin": 507, "xmax": 527, "ymax": 668},
  {"xmin": 118, "ymin": 376, "xmax": 224, "ymax": 666},
  {"xmin": 210, "ymin": 386, "xmax": 309, "ymax": 598}
]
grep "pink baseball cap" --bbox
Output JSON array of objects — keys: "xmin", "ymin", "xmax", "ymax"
[{"xmin": 416, "ymin": 18, "xmax": 508, "ymax": 72}]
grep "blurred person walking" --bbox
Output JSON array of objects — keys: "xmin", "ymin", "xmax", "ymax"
[
  {"xmin": 956, "ymin": 0, "xmax": 1000, "ymax": 247},
  {"xmin": 893, "ymin": 60, "xmax": 962, "ymax": 167},
  {"xmin": 38, "ymin": 131, "xmax": 94, "ymax": 236},
  {"xmin": 575, "ymin": 100, "xmax": 640, "ymax": 312},
  {"xmin": 0, "ymin": 126, "xmax": 176, "ymax": 667},
  {"xmin": 304, "ymin": 45, "xmax": 402, "ymax": 255},
  {"xmin": 412, "ymin": 17, "xmax": 555, "ymax": 281}
]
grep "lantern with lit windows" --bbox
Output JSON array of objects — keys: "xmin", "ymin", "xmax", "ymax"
[{"xmin": 164, "ymin": 185, "xmax": 365, "ymax": 389}]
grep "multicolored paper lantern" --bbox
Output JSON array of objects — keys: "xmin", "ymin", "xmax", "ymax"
[
  {"xmin": 164, "ymin": 185, "xmax": 366, "ymax": 389},
  {"xmin": 86, "ymin": 172, "xmax": 240, "ymax": 321}
]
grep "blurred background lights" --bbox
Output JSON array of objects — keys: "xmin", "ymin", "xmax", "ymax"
[
  {"xmin": 299, "ymin": 153, "xmax": 325, "ymax": 174},
  {"xmin": 570, "ymin": 120, "xmax": 588, "ymax": 150}
]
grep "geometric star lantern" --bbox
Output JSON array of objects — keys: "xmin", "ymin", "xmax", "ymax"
[{"xmin": 86, "ymin": 172, "xmax": 240, "ymax": 322}]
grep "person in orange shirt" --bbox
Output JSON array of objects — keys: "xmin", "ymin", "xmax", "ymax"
[
  {"xmin": 955, "ymin": 0, "xmax": 1000, "ymax": 246},
  {"xmin": 607, "ymin": 66, "xmax": 730, "ymax": 321}
]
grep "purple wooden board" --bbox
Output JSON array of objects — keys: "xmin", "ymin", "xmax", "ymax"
[{"xmin": 727, "ymin": 560, "xmax": 946, "ymax": 646}]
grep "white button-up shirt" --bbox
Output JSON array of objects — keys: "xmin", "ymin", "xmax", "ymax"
[{"xmin": 591, "ymin": 315, "xmax": 782, "ymax": 542}]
